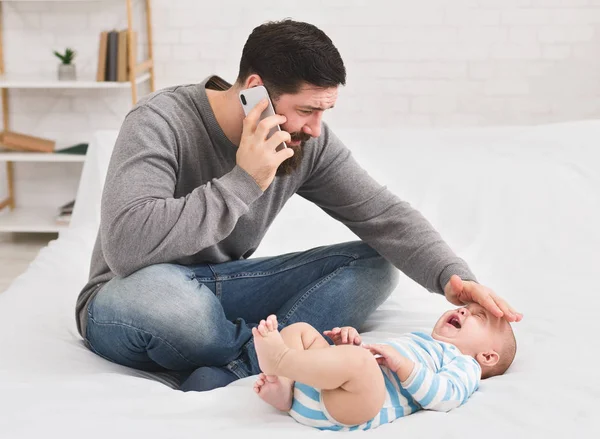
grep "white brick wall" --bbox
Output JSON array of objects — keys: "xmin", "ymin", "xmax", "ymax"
[
  {"xmin": 1, "ymin": 0, "xmax": 600, "ymax": 207},
  {"xmin": 4, "ymin": 0, "xmax": 600, "ymax": 132}
]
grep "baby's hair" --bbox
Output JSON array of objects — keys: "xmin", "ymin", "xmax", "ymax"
[{"xmin": 482, "ymin": 323, "xmax": 516, "ymax": 379}]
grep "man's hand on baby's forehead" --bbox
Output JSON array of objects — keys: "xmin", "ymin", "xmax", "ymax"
[{"xmin": 443, "ymin": 275, "xmax": 523, "ymax": 323}]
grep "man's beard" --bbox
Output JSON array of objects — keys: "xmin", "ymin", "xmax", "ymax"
[{"xmin": 276, "ymin": 131, "xmax": 311, "ymax": 176}]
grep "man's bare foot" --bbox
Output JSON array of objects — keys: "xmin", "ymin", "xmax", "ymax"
[
  {"xmin": 253, "ymin": 373, "xmax": 293, "ymax": 411},
  {"xmin": 252, "ymin": 314, "xmax": 291, "ymax": 376}
]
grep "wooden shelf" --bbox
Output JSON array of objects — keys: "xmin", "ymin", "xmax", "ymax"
[
  {"xmin": 0, "ymin": 149, "xmax": 86, "ymax": 162},
  {"xmin": 0, "ymin": 72, "xmax": 151, "ymax": 89},
  {"xmin": 0, "ymin": 206, "xmax": 69, "ymax": 233}
]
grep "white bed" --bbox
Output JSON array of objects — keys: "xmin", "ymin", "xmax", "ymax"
[{"xmin": 1, "ymin": 120, "xmax": 598, "ymax": 438}]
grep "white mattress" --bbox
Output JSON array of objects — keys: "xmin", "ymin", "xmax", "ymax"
[{"xmin": 1, "ymin": 120, "xmax": 598, "ymax": 438}]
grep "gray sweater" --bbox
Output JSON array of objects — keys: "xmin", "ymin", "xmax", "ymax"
[{"xmin": 75, "ymin": 75, "xmax": 476, "ymax": 338}]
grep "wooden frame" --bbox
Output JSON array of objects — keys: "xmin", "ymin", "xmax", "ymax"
[
  {"xmin": 0, "ymin": 1, "xmax": 13, "ymax": 210},
  {"xmin": 0, "ymin": 0, "xmax": 155, "ymax": 213}
]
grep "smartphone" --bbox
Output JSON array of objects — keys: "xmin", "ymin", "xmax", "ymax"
[{"xmin": 239, "ymin": 85, "xmax": 287, "ymax": 152}]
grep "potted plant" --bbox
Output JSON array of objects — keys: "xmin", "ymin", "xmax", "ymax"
[{"xmin": 53, "ymin": 48, "xmax": 77, "ymax": 81}]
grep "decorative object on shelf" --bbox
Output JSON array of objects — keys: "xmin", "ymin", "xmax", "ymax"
[
  {"xmin": 53, "ymin": 47, "xmax": 77, "ymax": 81},
  {"xmin": 0, "ymin": 131, "xmax": 55, "ymax": 153}
]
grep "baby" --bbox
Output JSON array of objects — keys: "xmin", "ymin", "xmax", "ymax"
[{"xmin": 252, "ymin": 302, "xmax": 517, "ymax": 431}]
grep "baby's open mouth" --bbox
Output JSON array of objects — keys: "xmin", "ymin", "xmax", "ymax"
[{"xmin": 447, "ymin": 316, "xmax": 461, "ymax": 329}]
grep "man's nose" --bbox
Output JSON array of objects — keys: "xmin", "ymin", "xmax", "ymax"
[{"xmin": 303, "ymin": 114, "xmax": 322, "ymax": 138}]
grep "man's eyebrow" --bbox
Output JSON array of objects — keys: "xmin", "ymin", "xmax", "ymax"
[{"xmin": 298, "ymin": 105, "xmax": 335, "ymax": 111}]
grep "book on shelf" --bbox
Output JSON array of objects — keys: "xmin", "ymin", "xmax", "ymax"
[
  {"xmin": 58, "ymin": 200, "xmax": 75, "ymax": 215},
  {"xmin": 55, "ymin": 211, "xmax": 72, "ymax": 226},
  {"xmin": 117, "ymin": 29, "xmax": 129, "ymax": 82},
  {"xmin": 56, "ymin": 199, "xmax": 75, "ymax": 225},
  {"xmin": 106, "ymin": 30, "xmax": 118, "ymax": 81},
  {"xmin": 56, "ymin": 143, "xmax": 88, "ymax": 155},
  {"xmin": 96, "ymin": 31, "xmax": 108, "ymax": 82},
  {"xmin": 97, "ymin": 29, "xmax": 137, "ymax": 82}
]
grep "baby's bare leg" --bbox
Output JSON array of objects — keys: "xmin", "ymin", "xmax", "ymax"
[
  {"xmin": 321, "ymin": 362, "xmax": 385, "ymax": 426},
  {"xmin": 280, "ymin": 321, "xmax": 332, "ymax": 351},
  {"xmin": 253, "ymin": 319, "xmax": 330, "ymax": 411},
  {"xmin": 253, "ymin": 315, "xmax": 385, "ymax": 426}
]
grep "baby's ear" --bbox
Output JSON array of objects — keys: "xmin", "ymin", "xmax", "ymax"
[{"xmin": 476, "ymin": 350, "xmax": 500, "ymax": 368}]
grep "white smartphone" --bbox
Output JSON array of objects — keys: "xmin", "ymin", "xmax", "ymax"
[{"xmin": 239, "ymin": 85, "xmax": 287, "ymax": 152}]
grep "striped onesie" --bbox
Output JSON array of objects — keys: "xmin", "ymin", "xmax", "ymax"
[{"xmin": 288, "ymin": 332, "xmax": 482, "ymax": 431}]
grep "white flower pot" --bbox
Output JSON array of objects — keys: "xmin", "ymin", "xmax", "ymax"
[{"xmin": 58, "ymin": 64, "xmax": 76, "ymax": 81}]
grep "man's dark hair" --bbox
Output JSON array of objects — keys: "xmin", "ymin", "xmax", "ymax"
[{"xmin": 236, "ymin": 19, "xmax": 346, "ymax": 98}]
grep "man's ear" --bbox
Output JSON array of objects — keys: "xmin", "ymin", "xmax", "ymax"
[
  {"xmin": 476, "ymin": 350, "xmax": 500, "ymax": 367},
  {"xmin": 244, "ymin": 74, "xmax": 263, "ymax": 89}
]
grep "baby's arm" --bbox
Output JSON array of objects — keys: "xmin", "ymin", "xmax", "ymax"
[
  {"xmin": 366, "ymin": 343, "xmax": 480, "ymax": 412},
  {"xmin": 364, "ymin": 343, "xmax": 416, "ymax": 380},
  {"xmin": 400, "ymin": 356, "xmax": 481, "ymax": 412}
]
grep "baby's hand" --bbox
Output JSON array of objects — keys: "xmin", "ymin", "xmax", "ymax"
[
  {"xmin": 363, "ymin": 343, "xmax": 406, "ymax": 374},
  {"xmin": 323, "ymin": 326, "xmax": 361, "ymax": 346}
]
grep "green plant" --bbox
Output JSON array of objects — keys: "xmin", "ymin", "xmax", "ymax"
[{"xmin": 53, "ymin": 48, "xmax": 76, "ymax": 65}]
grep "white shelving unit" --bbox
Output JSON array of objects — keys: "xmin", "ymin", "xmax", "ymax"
[
  {"xmin": 0, "ymin": 72, "xmax": 151, "ymax": 89},
  {"xmin": 0, "ymin": 0, "xmax": 156, "ymax": 234},
  {"xmin": 0, "ymin": 153, "xmax": 86, "ymax": 233},
  {"xmin": 0, "ymin": 206, "xmax": 72, "ymax": 233},
  {"xmin": 0, "ymin": 151, "xmax": 86, "ymax": 163}
]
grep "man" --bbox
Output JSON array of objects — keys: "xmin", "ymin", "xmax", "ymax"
[{"xmin": 76, "ymin": 19, "xmax": 522, "ymax": 392}]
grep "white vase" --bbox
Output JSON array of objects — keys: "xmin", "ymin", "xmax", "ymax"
[{"xmin": 58, "ymin": 64, "xmax": 76, "ymax": 81}]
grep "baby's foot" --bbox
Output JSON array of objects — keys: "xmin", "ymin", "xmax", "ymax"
[
  {"xmin": 252, "ymin": 314, "xmax": 290, "ymax": 376},
  {"xmin": 253, "ymin": 373, "xmax": 293, "ymax": 412}
]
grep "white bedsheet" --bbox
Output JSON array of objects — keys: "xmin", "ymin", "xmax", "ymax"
[{"xmin": 1, "ymin": 120, "xmax": 599, "ymax": 438}]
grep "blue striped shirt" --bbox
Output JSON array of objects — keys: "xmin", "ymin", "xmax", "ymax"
[{"xmin": 385, "ymin": 332, "xmax": 481, "ymax": 413}]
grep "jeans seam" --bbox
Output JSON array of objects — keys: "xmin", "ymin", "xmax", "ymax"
[
  {"xmin": 87, "ymin": 315, "xmax": 198, "ymax": 369},
  {"xmin": 279, "ymin": 265, "xmax": 347, "ymax": 327},
  {"xmin": 182, "ymin": 263, "xmax": 215, "ymax": 284},
  {"xmin": 86, "ymin": 336, "xmax": 130, "ymax": 366},
  {"xmin": 226, "ymin": 337, "xmax": 256, "ymax": 379},
  {"xmin": 207, "ymin": 263, "xmax": 218, "ymax": 278},
  {"xmin": 215, "ymin": 278, "xmax": 222, "ymax": 300},
  {"xmin": 217, "ymin": 252, "xmax": 359, "ymax": 281},
  {"xmin": 203, "ymin": 264, "xmax": 222, "ymax": 300}
]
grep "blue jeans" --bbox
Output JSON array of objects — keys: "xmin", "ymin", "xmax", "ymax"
[{"xmin": 85, "ymin": 241, "xmax": 398, "ymax": 383}]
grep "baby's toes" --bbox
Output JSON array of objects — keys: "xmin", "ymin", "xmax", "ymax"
[
  {"xmin": 257, "ymin": 320, "xmax": 268, "ymax": 336},
  {"xmin": 263, "ymin": 315, "xmax": 273, "ymax": 331},
  {"xmin": 265, "ymin": 374, "xmax": 279, "ymax": 383},
  {"xmin": 267, "ymin": 315, "xmax": 278, "ymax": 331},
  {"xmin": 263, "ymin": 317, "xmax": 272, "ymax": 332}
]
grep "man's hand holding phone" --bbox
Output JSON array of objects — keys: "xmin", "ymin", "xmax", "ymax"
[{"xmin": 237, "ymin": 99, "xmax": 294, "ymax": 191}]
